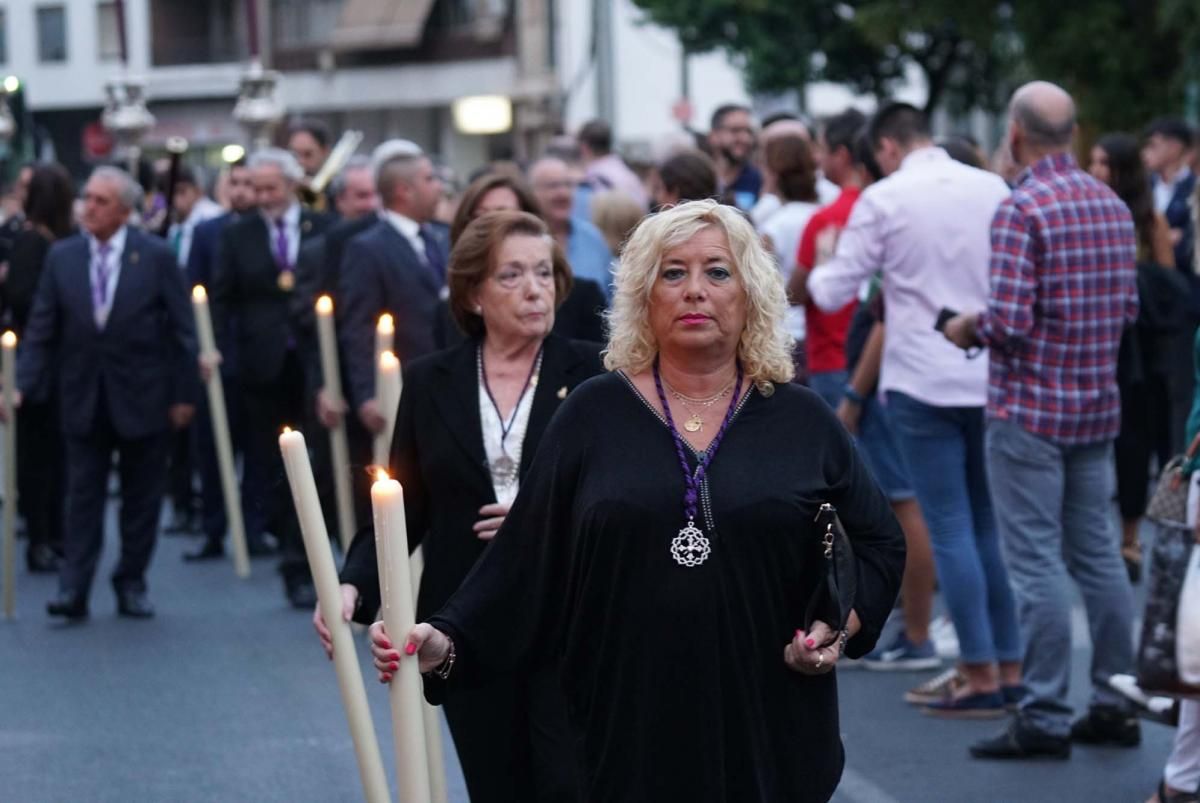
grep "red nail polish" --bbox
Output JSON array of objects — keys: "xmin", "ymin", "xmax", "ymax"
[
  {"xmin": 381, "ymin": 640, "xmax": 391, "ymax": 649},
  {"xmin": 390, "ymin": 662, "xmax": 398, "ymax": 671},
  {"xmin": 405, "ymin": 643, "xmax": 416, "ymax": 655},
  {"xmin": 805, "ymin": 638, "xmax": 816, "ymax": 648}
]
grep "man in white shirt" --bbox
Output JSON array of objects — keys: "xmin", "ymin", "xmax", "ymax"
[
  {"xmin": 808, "ymin": 102, "xmax": 1023, "ymax": 719},
  {"xmin": 166, "ymin": 166, "xmax": 223, "ymax": 271}
]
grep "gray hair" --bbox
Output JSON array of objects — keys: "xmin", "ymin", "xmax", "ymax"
[
  {"xmin": 370, "ymin": 138, "xmax": 422, "ymax": 178},
  {"xmin": 330, "ymin": 155, "xmax": 373, "ymax": 198},
  {"xmin": 248, "ymin": 147, "xmax": 305, "ymax": 182},
  {"xmin": 89, "ymin": 166, "xmax": 143, "ymax": 210}
]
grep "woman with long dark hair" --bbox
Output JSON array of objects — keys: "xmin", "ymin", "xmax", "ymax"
[
  {"xmin": 1090, "ymin": 133, "xmax": 1187, "ymax": 581},
  {"xmin": 6, "ymin": 163, "xmax": 75, "ymax": 571}
]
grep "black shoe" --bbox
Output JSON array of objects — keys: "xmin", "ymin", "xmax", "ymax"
[
  {"xmin": 26, "ymin": 544, "xmax": 61, "ymax": 573},
  {"xmin": 115, "ymin": 590, "xmax": 155, "ymax": 618},
  {"xmin": 183, "ymin": 539, "xmax": 224, "ymax": 562},
  {"xmin": 1070, "ymin": 704, "xmax": 1141, "ymax": 747},
  {"xmin": 285, "ymin": 578, "xmax": 317, "ymax": 609},
  {"xmin": 970, "ymin": 717, "xmax": 1071, "ymax": 760},
  {"xmin": 46, "ymin": 591, "xmax": 89, "ymax": 620}
]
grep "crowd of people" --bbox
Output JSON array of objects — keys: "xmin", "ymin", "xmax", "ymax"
[{"xmin": 2, "ymin": 81, "xmax": 1198, "ymax": 801}]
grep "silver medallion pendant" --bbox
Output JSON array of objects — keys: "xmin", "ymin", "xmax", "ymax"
[
  {"xmin": 490, "ymin": 454, "xmax": 518, "ymax": 486},
  {"xmin": 671, "ymin": 520, "xmax": 711, "ymax": 567}
]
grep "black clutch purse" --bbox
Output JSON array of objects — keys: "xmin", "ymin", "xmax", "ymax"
[{"xmin": 804, "ymin": 503, "xmax": 858, "ymax": 633}]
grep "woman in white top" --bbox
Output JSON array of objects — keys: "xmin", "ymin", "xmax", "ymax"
[{"xmin": 758, "ymin": 133, "xmax": 821, "ymax": 381}]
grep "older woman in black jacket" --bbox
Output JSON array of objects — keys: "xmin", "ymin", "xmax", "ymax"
[{"xmin": 315, "ymin": 210, "xmax": 601, "ymax": 802}]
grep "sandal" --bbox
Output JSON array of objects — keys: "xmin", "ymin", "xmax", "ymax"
[{"xmin": 1122, "ymin": 541, "xmax": 1143, "ymax": 584}]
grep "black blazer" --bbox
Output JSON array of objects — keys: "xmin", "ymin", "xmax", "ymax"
[
  {"xmin": 211, "ymin": 209, "xmax": 330, "ymax": 387},
  {"xmin": 340, "ymin": 334, "xmax": 605, "ymax": 623},
  {"xmin": 337, "ymin": 218, "xmax": 449, "ymax": 409},
  {"xmin": 17, "ymin": 227, "xmax": 198, "ymax": 440}
]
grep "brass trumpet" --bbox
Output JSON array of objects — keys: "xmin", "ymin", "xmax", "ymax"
[{"xmin": 297, "ymin": 129, "xmax": 364, "ymax": 211}]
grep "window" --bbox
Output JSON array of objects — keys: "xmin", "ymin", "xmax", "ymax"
[
  {"xmin": 97, "ymin": 2, "xmax": 121, "ymax": 62},
  {"xmin": 0, "ymin": 10, "xmax": 8, "ymax": 65},
  {"xmin": 36, "ymin": 5, "xmax": 67, "ymax": 63}
]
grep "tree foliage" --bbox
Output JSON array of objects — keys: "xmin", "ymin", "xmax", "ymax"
[{"xmin": 630, "ymin": 0, "xmax": 1198, "ymax": 128}]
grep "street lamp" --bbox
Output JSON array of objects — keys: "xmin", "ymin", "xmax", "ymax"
[
  {"xmin": 452, "ymin": 95, "xmax": 513, "ymax": 135},
  {"xmin": 232, "ymin": 60, "xmax": 284, "ymax": 152}
]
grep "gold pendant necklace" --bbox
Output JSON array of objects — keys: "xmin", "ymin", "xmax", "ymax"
[{"xmin": 684, "ymin": 414, "xmax": 703, "ymax": 433}]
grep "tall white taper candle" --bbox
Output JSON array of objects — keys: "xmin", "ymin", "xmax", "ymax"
[
  {"xmin": 280, "ymin": 429, "xmax": 392, "ymax": 803},
  {"xmin": 410, "ymin": 546, "xmax": 448, "ymax": 803},
  {"xmin": 371, "ymin": 471, "xmax": 432, "ymax": 803},
  {"xmin": 1, "ymin": 330, "xmax": 17, "ymax": 618},
  {"xmin": 372, "ymin": 351, "xmax": 401, "ymax": 468},
  {"xmin": 315, "ymin": 295, "xmax": 356, "ymax": 551},
  {"xmin": 192, "ymin": 286, "xmax": 250, "ymax": 579}
]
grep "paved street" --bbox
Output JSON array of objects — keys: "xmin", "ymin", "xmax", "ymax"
[{"xmin": 0, "ymin": 505, "xmax": 1175, "ymax": 803}]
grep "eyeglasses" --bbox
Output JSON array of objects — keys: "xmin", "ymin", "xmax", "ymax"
[{"xmin": 532, "ymin": 180, "xmax": 575, "ymax": 192}]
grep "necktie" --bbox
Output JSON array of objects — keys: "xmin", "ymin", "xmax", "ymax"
[
  {"xmin": 418, "ymin": 225, "xmax": 445, "ymax": 283},
  {"xmin": 274, "ymin": 218, "xmax": 291, "ymax": 272},
  {"xmin": 93, "ymin": 243, "xmax": 112, "ymax": 328}
]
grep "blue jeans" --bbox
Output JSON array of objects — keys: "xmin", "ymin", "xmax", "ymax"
[
  {"xmin": 808, "ymin": 370, "xmax": 848, "ymax": 410},
  {"xmin": 985, "ymin": 419, "xmax": 1135, "ymax": 736},
  {"xmin": 886, "ymin": 392, "xmax": 1022, "ymax": 665}
]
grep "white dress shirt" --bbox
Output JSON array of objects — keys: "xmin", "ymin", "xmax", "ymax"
[
  {"xmin": 808, "ymin": 146, "xmax": 1011, "ymax": 407},
  {"xmin": 760, "ymin": 200, "xmax": 820, "ymax": 341},
  {"xmin": 382, "ymin": 209, "xmax": 428, "ymax": 263},
  {"xmin": 89, "ymin": 225, "xmax": 128, "ymax": 330},
  {"xmin": 170, "ymin": 196, "xmax": 223, "ymax": 269},
  {"xmin": 1153, "ymin": 166, "xmax": 1192, "ymax": 215}
]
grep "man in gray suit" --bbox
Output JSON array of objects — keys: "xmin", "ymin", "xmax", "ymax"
[{"xmin": 13, "ymin": 167, "xmax": 198, "ymax": 620}]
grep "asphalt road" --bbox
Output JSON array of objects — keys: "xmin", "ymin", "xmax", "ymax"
[{"xmin": 0, "ymin": 506, "xmax": 1176, "ymax": 803}]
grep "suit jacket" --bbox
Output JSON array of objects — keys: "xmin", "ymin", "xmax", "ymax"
[
  {"xmin": 340, "ymin": 334, "xmax": 604, "ymax": 623},
  {"xmin": 17, "ymin": 227, "xmax": 198, "ymax": 440},
  {"xmin": 1157, "ymin": 171, "xmax": 1197, "ymax": 273},
  {"xmin": 338, "ymin": 218, "xmax": 449, "ymax": 409},
  {"xmin": 186, "ymin": 211, "xmax": 237, "ymax": 288},
  {"xmin": 432, "ymin": 276, "xmax": 608, "ymax": 349},
  {"xmin": 212, "ymin": 209, "xmax": 330, "ymax": 387}
]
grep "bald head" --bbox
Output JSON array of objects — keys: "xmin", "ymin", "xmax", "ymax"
[{"xmin": 1010, "ymin": 81, "xmax": 1076, "ymax": 152}]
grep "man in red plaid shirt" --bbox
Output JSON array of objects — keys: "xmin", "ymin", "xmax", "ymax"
[{"xmin": 944, "ymin": 81, "xmax": 1141, "ymax": 760}]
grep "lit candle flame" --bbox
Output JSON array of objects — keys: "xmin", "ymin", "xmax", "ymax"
[
  {"xmin": 282, "ymin": 425, "xmax": 292, "ymax": 434},
  {"xmin": 377, "ymin": 313, "xmax": 394, "ymax": 334},
  {"xmin": 0, "ymin": 331, "xmax": 16, "ymax": 348},
  {"xmin": 315, "ymin": 295, "xmax": 333, "ymax": 315},
  {"xmin": 192, "ymin": 285, "xmax": 208, "ymax": 302},
  {"xmin": 374, "ymin": 467, "xmax": 390, "ymax": 483}
]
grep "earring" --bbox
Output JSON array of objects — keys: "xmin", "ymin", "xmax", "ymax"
[{"xmin": 474, "ymin": 306, "xmax": 482, "ymax": 314}]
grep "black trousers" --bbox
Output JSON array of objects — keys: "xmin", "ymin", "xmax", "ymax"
[
  {"xmin": 168, "ymin": 425, "xmax": 196, "ymax": 516},
  {"xmin": 1115, "ymin": 375, "xmax": 1173, "ymax": 520},
  {"xmin": 242, "ymin": 350, "xmax": 308, "ymax": 581},
  {"xmin": 443, "ymin": 665, "xmax": 580, "ymax": 803},
  {"xmin": 16, "ymin": 398, "xmax": 64, "ymax": 551},
  {"xmin": 61, "ymin": 399, "xmax": 169, "ymax": 598}
]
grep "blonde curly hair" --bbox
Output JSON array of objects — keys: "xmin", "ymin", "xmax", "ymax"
[{"xmin": 603, "ymin": 199, "xmax": 795, "ymax": 386}]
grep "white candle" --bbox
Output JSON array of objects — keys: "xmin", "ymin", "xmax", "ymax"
[
  {"xmin": 315, "ymin": 295, "xmax": 356, "ymax": 552},
  {"xmin": 372, "ymin": 351, "xmax": 401, "ymax": 468},
  {"xmin": 192, "ymin": 285, "xmax": 250, "ymax": 579},
  {"xmin": 410, "ymin": 546, "xmax": 448, "ymax": 803},
  {"xmin": 280, "ymin": 429, "xmax": 392, "ymax": 803},
  {"xmin": 1, "ymin": 330, "xmax": 16, "ymax": 619},
  {"xmin": 375, "ymin": 313, "xmax": 395, "ymax": 375},
  {"xmin": 371, "ymin": 471, "xmax": 432, "ymax": 803}
]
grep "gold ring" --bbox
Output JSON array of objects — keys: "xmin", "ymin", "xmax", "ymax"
[{"xmin": 816, "ymin": 651, "xmax": 825, "ymax": 670}]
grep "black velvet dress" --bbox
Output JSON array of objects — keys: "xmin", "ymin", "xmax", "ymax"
[{"xmin": 425, "ymin": 372, "xmax": 906, "ymax": 803}]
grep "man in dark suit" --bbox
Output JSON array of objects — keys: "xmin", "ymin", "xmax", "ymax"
[
  {"xmin": 332, "ymin": 151, "xmax": 446, "ymax": 525},
  {"xmin": 181, "ymin": 158, "xmax": 262, "ymax": 562},
  {"xmin": 13, "ymin": 166, "xmax": 198, "ymax": 620},
  {"xmin": 212, "ymin": 148, "xmax": 331, "ymax": 607}
]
